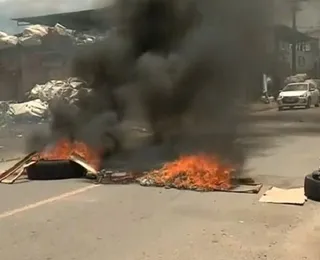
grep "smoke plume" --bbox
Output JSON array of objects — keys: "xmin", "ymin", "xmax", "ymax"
[{"xmin": 28, "ymin": 0, "xmax": 271, "ymax": 173}]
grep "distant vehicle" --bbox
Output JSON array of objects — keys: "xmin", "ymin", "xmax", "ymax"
[{"xmin": 277, "ymin": 81, "xmax": 320, "ymax": 111}]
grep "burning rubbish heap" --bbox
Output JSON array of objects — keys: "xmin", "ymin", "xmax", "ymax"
[
  {"xmin": 139, "ymin": 154, "xmax": 233, "ymax": 191},
  {"xmin": 0, "ymin": 139, "xmax": 101, "ymax": 184},
  {"xmin": 1, "ymin": 0, "xmax": 269, "ymax": 194}
]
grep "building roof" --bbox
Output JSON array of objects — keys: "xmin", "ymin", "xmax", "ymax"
[
  {"xmin": 12, "ymin": 8, "xmax": 112, "ymax": 31},
  {"xmin": 275, "ymin": 25, "xmax": 317, "ymax": 43}
]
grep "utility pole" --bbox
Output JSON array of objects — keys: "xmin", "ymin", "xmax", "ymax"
[
  {"xmin": 290, "ymin": 0, "xmax": 308, "ymax": 75},
  {"xmin": 291, "ymin": 1, "xmax": 298, "ymax": 75}
]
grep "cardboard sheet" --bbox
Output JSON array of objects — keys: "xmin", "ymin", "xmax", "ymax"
[{"xmin": 259, "ymin": 187, "xmax": 307, "ymax": 205}]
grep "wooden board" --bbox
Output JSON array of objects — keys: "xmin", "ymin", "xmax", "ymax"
[
  {"xmin": 0, "ymin": 152, "xmax": 38, "ymax": 183},
  {"xmin": 70, "ymin": 154, "xmax": 98, "ymax": 175}
]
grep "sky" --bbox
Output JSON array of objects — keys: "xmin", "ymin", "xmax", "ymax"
[{"xmin": 0, "ymin": 0, "xmax": 320, "ymax": 34}]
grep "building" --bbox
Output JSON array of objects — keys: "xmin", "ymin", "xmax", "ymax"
[
  {"xmin": 7, "ymin": 6, "xmax": 320, "ymax": 100},
  {"xmin": 11, "ymin": 8, "xmax": 112, "ymax": 32},
  {"xmin": 0, "ymin": 31, "xmax": 76, "ymax": 101},
  {"xmin": 262, "ymin": 24, "xmax": 319, "ymax": 95},
  {"xmin": 274, "ymin": 25, "xmax": 319, "ymax": 75}
]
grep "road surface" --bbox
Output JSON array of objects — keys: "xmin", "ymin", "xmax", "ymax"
[{"xmin": 1, "ymin": 107, "xmax": 320, "ymax": 260}]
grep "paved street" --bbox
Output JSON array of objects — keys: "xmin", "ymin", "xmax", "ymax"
[{"xmin": 1, "ymin": 107, "xmax": 320, "ymax": 260}]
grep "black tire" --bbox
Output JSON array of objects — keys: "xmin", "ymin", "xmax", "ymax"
[
  {"xmin": 278, "ymin": 107, "xmax": 283, "ymax": 111},
  {"xmin": 26, "ymin": 160, "xmax": 86, "ymax": 180},
  {"xmin": 315, "ymin": 97, "xmax": 320, "ymax": 107},
  {"xmin": 304, "ymin": 173, "xmax": 320, "ymax": 201}
]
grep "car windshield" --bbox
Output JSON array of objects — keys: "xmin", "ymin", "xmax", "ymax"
[{"xmin": 282, "ymin": 84, "xmax": 308, "ymax": 92}]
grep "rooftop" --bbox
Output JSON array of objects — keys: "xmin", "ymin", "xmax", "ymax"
[
  {"xmin": 275, "ymin": 25, "xmax": 317, "ymax": 43},
  {"xmin": 12, "ymin": 8, "xmax": 113, "ymax": 31}
]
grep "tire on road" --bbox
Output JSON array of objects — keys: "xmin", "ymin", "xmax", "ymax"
[
  {"xmin": 315, "ymin": 97, "xmax": 320, "ymax": 107},
  {"xmin": 304, "ymin": 173, "xmax": 320, "ymax": 201}
]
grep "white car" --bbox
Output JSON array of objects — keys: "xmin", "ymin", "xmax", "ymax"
[{"xmin": 277, "ymin": 81, "xmax": 320, "ymax": 110}]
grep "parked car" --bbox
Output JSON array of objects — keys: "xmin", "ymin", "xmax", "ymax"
[{"xmin": 277, "ymin": 80, "xmax": 320, "ymax": 110}]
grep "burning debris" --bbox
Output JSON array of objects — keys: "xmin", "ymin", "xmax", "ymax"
[
  {"xmin": 12, "ymin": 0, "xmax": 270, "ymax": 193},
  {"xmin": 39, "ymin": 138, "xmax": 101, "ymax": 170},
  {"xmin": 139, "ymin": 154, "xmax": 233, "ymax": 191},
  {"xmin": 0, "ymin": 139, "xmax": 100, "ymax": 184}
]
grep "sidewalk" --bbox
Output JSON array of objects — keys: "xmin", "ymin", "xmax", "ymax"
[{"xmin": 250, "ymin": 101, "xmax": 277, "ymax": 112}]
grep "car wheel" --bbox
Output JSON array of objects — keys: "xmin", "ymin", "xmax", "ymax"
[
  {"xmin": 315, "ymin": 97, "xmax": 320, "ymax": 107},
  {"xmin": 278, "ymin": 107, "xmax": 283, "ymax": 111},
  {"xmin": 304, "ymin": 173, "xmax": 320, "ymax": 201},
  {"xmin": 306, "ymin": 97, "xmax": 311, "ymax": 109}
]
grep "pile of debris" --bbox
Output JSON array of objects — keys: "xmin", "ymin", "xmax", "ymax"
[
  {"xmin": 0, "ymin": 77, "xmax": 91, "ymax": 124},
  {"xmin": 138, "ymin": 154, "xmax": 233, "ymax": 191},
  {"xmin": 0, "ymin": 148, "xmax": 262, "ymax": 196},
  {"xmin": 0, "ymin": 23, "xmax": 108, "ymax": 50},
  {"xmin": 284, "ymin": 73, "xmax": 309, "ymax": 85}
]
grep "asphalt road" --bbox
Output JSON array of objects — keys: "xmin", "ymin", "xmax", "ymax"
[{"xmin": 1, "ymin": 107, "xmax": 320, "ymax": 260}]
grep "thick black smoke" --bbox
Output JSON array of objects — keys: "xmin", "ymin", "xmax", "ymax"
[{"xmin": 28, "ymin": 0, "xmax": 271, "ymax": 172}]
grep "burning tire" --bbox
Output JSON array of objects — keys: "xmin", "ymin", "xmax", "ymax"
[
  {"xmin": 26, "ymin": 160, "xmax": 86, "ymax": 180},
  {"xmin": 304, "ymin": 172, "xmax": 320, "ymax": 201}
]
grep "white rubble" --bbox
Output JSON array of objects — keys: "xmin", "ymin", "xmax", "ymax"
[
  {"xmin": 0, "ymin": 32, "xmax": 18, "ymax": 49},
  {"xmin": 0, "ymin": 78, "xmax": 91, "ymax": 124},
  {"xmin": 28, "ymin": 77, "xmax": 91, "ymax": 104},
  {"xmin": 0, "ymin": 23, "xmax": 108, "ymax": 50},
  {"xmin": 19, "ymin": 24, "xmax": 49, "ymax": 47},
  {"xmin": 9, "ymin": 99, "xmax": 48, "ymax": 119},
  {"xmin": 284, "ymin": 73, "xmax": 309, "ymax": 85}
]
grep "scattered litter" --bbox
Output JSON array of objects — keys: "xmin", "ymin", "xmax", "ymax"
[
  {"xmin": 259, "ymin": 187, "xmax": 307, "ymax": 205},
  {"xmin": 96, "ymin": 169, "xmax": 144, "ymax": 185}
]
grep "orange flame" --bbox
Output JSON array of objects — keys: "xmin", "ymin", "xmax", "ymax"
[
  {"xmin": 146, "ymin": 154, "xmax": 233, "ymax": 190},
  {"xmin": 38, "ymin": 139, "xmax": 101, "ymax": 170}
]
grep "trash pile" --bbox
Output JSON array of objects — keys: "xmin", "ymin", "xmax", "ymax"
[
  {"xmin": 28, "ymin": 77, "xmax": 91, "ymax": 105},
  {"xmin": 0, "ymin": 77, "xmax": 92, "ymax": 124},
  {"xmin": 0, "ymin": 23, "xmax": 108, "ymax": 50},
  {"xmin": 284, "ymin": 73, "xmax": 309, "ymax": 85}
]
